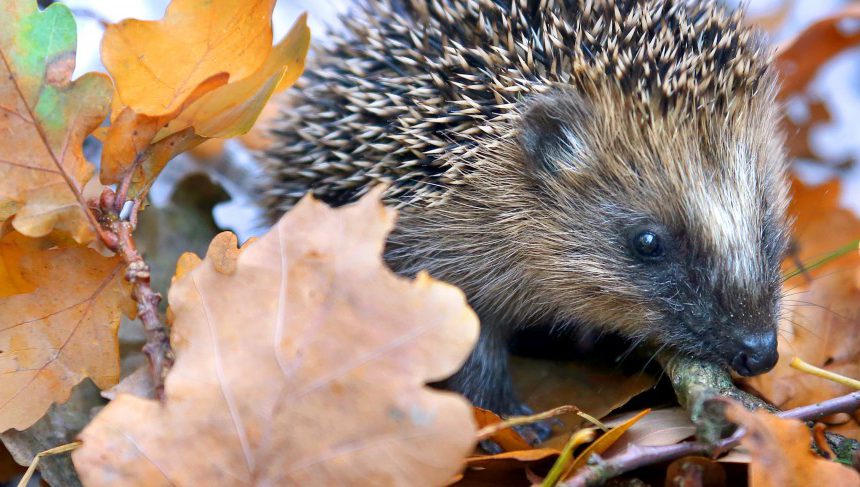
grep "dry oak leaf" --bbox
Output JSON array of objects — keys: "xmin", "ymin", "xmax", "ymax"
[
  {"xmin": 99, "ymin": 3, "xmax": 309, "ymax": 198},
  {"xmin": 745, "ymin": 260, "xmax": 860, "ymax": 437},
  {"xmin": 602, "ymin": 408, "xmax": 696, "ymax": 458},
  {"xmin": 0, "ymin": 242, "xmax": 132, "ymax": 431},
  {"xmin": 160, "ymin": 12, "xmax": 310, "ymax": 140},
  {"xmin": 724, "ymin": 402, "xmax": 860, "ymax": 487},
  {"xmin": 74, "ymin": 190, "xmax": 480, "ymax": 486},
  {"xmin": 101, "ymin": 0, "xmax": 276, "ymax": 117},
  {"xmin": 0, "ymin": 0, "xmax": 111, "ymax": 242},
  {"xmin": 0, "ymin": 231, "xmax": 35, "ymax": 298},
  {"xmin": 510, "ymin": 356, "xmax": 655, "ymax": 448}
]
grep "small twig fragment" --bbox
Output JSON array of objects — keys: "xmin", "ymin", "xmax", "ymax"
[
  {"xmin": 17, "ymin": 441, "xmax": 82, "ymax": 487},
  {"xmin": 791, "ymin": 357, "xmax": 860, "ymax": 390},
  {"xmin": 577, "ymin": 411, "xmax": 609, "ymax": 432}
]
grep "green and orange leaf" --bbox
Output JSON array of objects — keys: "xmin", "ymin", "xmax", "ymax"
[{"xmin": 0, "ymin": 0, "xmax": 111, "ymax": 243}]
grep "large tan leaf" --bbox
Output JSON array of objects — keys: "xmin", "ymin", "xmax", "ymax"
[
  {"xmin": 0, "ymin": 240, "xmax": 132, "ymax": 431},
  {"xmin": 0, "ymin": 0, "xmax": 111, "ymax": 242},
  {"xmin": 73, "ymin": 191, "xmax": 480, "ymax": 485}
]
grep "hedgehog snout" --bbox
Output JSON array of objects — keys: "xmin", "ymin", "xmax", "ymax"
[{"xmin": 727, "ymin": 330, "xmax": 779, "ymax": 376}]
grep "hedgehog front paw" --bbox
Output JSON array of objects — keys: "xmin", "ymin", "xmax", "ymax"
[{"xmin": 510, "ymin": 403, "xmax": 555, "ymax": 445}]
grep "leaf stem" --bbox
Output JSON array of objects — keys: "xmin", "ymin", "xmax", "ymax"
[{"xmin": 790, "ymin": 357, "xmax": 860, "ymax": 390}]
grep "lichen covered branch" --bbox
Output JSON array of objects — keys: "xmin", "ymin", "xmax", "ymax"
[{"xmin": 659, "ymin": 353, "xmax": 777, "ymax": 417}]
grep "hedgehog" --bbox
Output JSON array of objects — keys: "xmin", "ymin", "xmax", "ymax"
[{"xmin": 262, "ymin": 0, "xmax": 790, "ymax": 435}]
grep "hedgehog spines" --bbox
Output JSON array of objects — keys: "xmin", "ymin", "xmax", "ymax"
[{"xmin": 262, "ymin": 0, "xmax": 775, "ymax": 214}]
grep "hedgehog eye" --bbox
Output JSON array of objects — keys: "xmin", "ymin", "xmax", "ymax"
[{"xmin": 631, "ymin": 231, "xmax": 663, "ymax": 260}]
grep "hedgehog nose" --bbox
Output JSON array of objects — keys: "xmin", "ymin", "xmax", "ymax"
[{"xmin": 730, "ymin": 331, "xmax": 778, "ymax": 376}]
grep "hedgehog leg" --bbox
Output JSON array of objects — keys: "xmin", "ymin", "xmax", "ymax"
[{"xmin": 440, "ymin": 323, "xmax": 553, "ymax": 448}]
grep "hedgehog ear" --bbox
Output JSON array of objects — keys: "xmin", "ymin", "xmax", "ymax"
[{"xmin": 519, "ymin": 92, "xmax": 590, "ymax": 175}]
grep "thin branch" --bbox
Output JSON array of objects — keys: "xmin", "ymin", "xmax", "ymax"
[
  {"xmin": 97, "ymin": 168, "xmax": 173, "ymax": 400},
  {"xmin": 779, "ymin": 391, "xmax": 860, "ymax": 421},
  {"xmin": 561, "ymin": 391, "xmax": 860, "ymax": 487},
  {"xmin": 106, "ymin": 197, "xmax": 173, "ymax": 400}
]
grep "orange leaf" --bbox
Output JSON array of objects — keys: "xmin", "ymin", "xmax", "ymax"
[
  {"xmin": 99, "ymin": 74, "xmax": 224, "ymax": 186},
  {"xmin": 73, "ymin": 190, "xmax": 480, "ymax": 485},
  {"xmin": 724, "ymin": 403, "xmax": 860, "ymax": 487},
  {"xmin": 0, "ymin": 243, "xmax": 133, "ymax": 431},
  {"xmin": 159, "ymin": 13, "xmax": 311, "ymax": 140},
  {"xmin": 0, "ymin": 232, "xmax": 35, "ymax": 298},
  {"xmin": 777, "ymin": 4, "xmax": 860, "ymax": 98},
  {"xmin": 99, "ymin": 3, "xmax": 309, "ymax": 198},
  {"xmin": 0, "ymin": 0, "xmax": 111, "ymax": 243},
  {"xmin": 101, "ymin": 0, "xmax": 276, "ymax": 117}
]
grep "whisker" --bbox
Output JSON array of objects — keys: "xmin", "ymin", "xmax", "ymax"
[{"xmin": 782, "ymin": 300, "xmax": 851, "ymax": 321}]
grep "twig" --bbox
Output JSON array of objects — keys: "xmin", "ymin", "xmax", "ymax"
[
  {"xmin": 576, "ymin": 411, "xmax": 609, "ymax": 432},
  {"xmin": 659, "ymin": 353, "xmax": 777, "ymax": 417},
  {"xmin": 112, "ymin": 219, "xmax": 173, "ymax": 400},
  {"xmin": 17, "ymin": 441, "xmax": 81, "ymax": 487},
  {"xmin": 791, "ymin": 357, "xmax": 860, "ymax": 390},
  {"xmin": 98, "ymin": 183, "xmax": 173, "ymax": 401},
  {"xmin": 779, "ymin": 392, "xmax": 860, "ymax": 421},
  {"xmin": 560, "ymin": 391, "xmax": 860, "ymax": 487}
]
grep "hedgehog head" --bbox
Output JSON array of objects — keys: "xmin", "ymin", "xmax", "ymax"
[{"xmin": 509, "ymin": 76, "xmax": 789, "ymax": 374}]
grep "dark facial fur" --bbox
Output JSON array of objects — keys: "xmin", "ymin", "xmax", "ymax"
[{"xmin": 262, "ymin": 0, "xmax": 791, "ymax": 415}]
